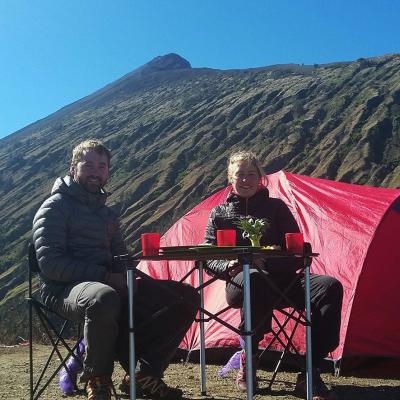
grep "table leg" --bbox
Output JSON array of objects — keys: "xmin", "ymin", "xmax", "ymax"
[
  {"xmin": 241, "ymin": 257, "xmax": 253, "ymax": 400},
  {"xmin": 304, "ymin": 256, "xmax": 313, "ymax": 400},
  {"xmin": 127, "ymin": 268, "xmax": 136, "ymax": 400},
  {"xmin": 197, "ymin": 261, "xmax": 207, "ymax": 396}
]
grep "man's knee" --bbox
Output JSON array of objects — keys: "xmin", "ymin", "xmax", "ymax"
[{"xmin": 86, "ymin": 285, "xmax": 121, "ymax": 318}]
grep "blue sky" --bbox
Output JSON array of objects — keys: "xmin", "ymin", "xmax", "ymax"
[{"xmin": 1, "ymin": 0, "xmax": 399, "ymax": 139}]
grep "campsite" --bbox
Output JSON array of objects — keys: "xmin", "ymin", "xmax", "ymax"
[
  {"xmin": 9, "ymin": 170, "xmax": 399, "ymax": 400},
  {"xmin": 1, "ymin": 4, "xmax": 400, "ymax": 399}
]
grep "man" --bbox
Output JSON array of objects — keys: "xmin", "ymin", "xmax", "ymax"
[{"xmin": 32, "ymin": 139, "xmax": 199, "ymax": 400}]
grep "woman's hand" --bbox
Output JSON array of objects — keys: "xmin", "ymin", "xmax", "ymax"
[
  {"xmin": 227, "ymin": 260, "xmax": 242, "ymax": 277},
  {"xmin": 227, "ymin": 256, "xmax": 266, "ymax": 277},
  {"xmin": 252, "ymin": 255, "xmax": 267, "ymax": 269}
]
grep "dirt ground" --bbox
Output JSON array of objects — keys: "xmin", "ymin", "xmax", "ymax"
[{"xmin": 1, "ymin": 345, "xmax": 400, "ymax": 400}]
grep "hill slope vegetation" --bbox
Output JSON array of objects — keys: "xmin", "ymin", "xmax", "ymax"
[{"xmin": 0, "ymin": 53, "xmax": 399, "ymax": 342}]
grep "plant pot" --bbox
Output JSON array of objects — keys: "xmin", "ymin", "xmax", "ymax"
[{"xmin": 250, "ymin": 238, "xmax": 261, "ymax": 247}]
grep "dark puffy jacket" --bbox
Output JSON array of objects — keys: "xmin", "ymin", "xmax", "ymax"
[
  {"xmin": 203, "ymin": 187, "xmax": 302, "ymax": 279},
  {"xmin": 32, "ymin": 175, "xmax": 127, "ymax": 303}
]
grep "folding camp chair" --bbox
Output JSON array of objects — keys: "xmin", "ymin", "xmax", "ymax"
[
  {"xmin": 27, "ymin": 242, "xmax": 83, "ymax": 400},
  {"xmin": 262, "ymin": 242, "xmax": 313, "ymax": 392},
  {"xmin": 261, "ymin": 307, "xmax": 308, "ymax": 390}
]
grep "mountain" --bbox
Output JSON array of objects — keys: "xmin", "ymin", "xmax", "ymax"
[{"xmin": 0, "ymin": 53, "xmax": 399, "ymax": 342}]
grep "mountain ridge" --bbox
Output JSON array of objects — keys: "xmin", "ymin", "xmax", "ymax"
[{"xmin": 0, "ymin": 53, "xmax": 366, "ymax": 145}]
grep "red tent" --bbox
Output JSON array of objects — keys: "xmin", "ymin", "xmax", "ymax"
[{"xmin": 139, "ymin": 171, "xmax": 400, "ymax": 367}]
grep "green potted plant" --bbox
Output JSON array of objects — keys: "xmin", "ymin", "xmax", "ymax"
[{"xmin": 236, "ymin": 217, "xmax": 268, "ymax": 247}]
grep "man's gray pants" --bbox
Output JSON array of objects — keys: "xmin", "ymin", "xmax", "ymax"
[{"xmin": 48, "ymin": 278, "xmax": 200, "ymax": 380}]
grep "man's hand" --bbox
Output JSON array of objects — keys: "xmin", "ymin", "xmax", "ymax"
[{"xmin": 104, "ymin": 272, "xmax": 128, "ymax": 296}]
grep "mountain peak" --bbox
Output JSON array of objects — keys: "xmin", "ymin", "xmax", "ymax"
[{"xmin": 139, "ymin": 53, "xmax": 191, "ymax": 75}]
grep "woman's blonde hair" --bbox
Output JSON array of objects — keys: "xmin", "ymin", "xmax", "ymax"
[{"xmin": 227, "ymin": 150, "xmax": 264, "ymax": 183}]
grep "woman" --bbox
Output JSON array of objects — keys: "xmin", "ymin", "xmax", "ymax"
[{"xmin": 203, "ymin": 150, "xmax": 342, "ymax": 400}]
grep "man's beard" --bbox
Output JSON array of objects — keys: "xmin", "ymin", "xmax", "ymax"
[{"xmin": 80, "ymin": 177, "xmax": 105, "ymax": 193}]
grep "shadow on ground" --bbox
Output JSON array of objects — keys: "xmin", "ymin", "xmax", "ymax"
[{"xmin": 333, "ymin": 384, "xmax": 400, "ymax": 400}]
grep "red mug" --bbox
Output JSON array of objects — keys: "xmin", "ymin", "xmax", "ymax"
[
  {"xmin": 141, "ymin": 233, "xmax": 161, "ymax": 256},
  {"xmin": 216, "ymin": 229, "xmax": 237, "ymax": 246},
  {"xmin": 285, "ymin": 233, "xmax": 304, "ymax": 253}
]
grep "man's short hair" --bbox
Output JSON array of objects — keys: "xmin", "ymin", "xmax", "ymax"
[
  {"xmin": 71, "ymin": 139, "xmax": 111, "ymax": 169},
  {"xmin": 227, "ymin": 150, "xmax": 265, "ymax": 183}
]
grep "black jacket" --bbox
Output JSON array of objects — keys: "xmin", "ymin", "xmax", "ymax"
[
  {"xmin": 203, "ymin": 187, "xmax": 302, "ymax": 278},
  {"xmin": 32, "ymin": 175, "xmax": 127, "ymax": 303}
]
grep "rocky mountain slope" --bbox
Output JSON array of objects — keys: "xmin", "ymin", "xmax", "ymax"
[{"xmin": 0, "ymin": 53, "xmax": 399, "ymax": 342}]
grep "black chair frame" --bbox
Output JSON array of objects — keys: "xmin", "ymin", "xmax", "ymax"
[
  {"xmin": 257, "ymin": 242, "xmax": 312, "ymax": 391},
  {"xmin": 27, "ymin": 243, "xmax": 83, "ymax": 400}
]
